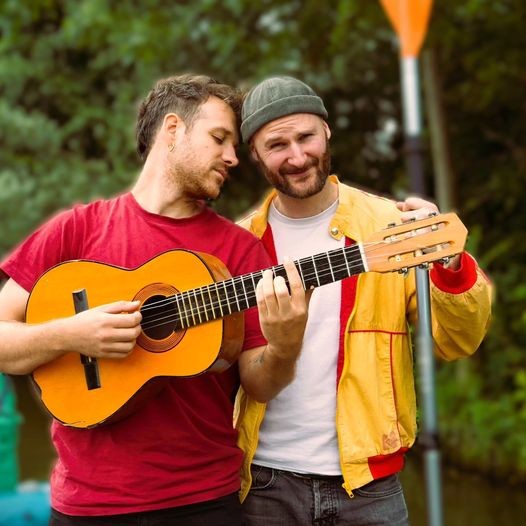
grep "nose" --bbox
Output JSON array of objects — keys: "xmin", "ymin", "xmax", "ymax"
[
  {"xmin": 223, "ymin": 144, "xmax": 239, "ymax": 167},
  {"xmin": 286, "ymin": 142, "xmax": 307, "ymax": 167}
]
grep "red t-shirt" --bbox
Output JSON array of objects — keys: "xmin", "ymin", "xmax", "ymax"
[{"xmin": 1, "ymin": 193, "xmax": 271, "ymax": 515}]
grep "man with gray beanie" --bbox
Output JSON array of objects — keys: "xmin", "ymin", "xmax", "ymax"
[{"xmin": 235, "ymin": 76, "xmax": 492, "ymax": 525}]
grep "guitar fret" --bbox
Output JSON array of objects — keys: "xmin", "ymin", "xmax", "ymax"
[
  {"xmin": 342, "ymin": 246, "xmax": 351, "ymax": 276},
  {"xmin": 234, "ymin": 277, "xmax": 249, "ymax": 310},
  {"xmin": 215, "ymin": 283, "xmax": 224, "ymax": 318},
  {"xmin": 231, "ymin": 279, "xmax": 241, "ymax": 312},
  {"xmin": 220, "ymin": 282, "xmax": 230, "ymax": 314},
  {"xmin": 341, "ymin": 245, "xmax": 365, "ymax": 276},
  {"xmin": 174, "ymin": 293, "xmax": 187, "ymax": 329},
  {"xmin": 186, "ymin": 292, "xmax": 193, "ymax": 327},
  {"xmin": 206, "ymin": 285, "xmax": 214, "ymax": 320},
  {"xmin": 250, "ymin": 271, "xmax": 264, "ymax": 306},
  {"xmin": 170, "ymin": 297, "xmax": 182, "ymax": 331},
  {"xmin": 296, "ymin": 260, "xmax": 307, "ymax": 289},
  {"xmin": 297, "ymin": 257, "xmax": 314, "ymax": 289},
  {"xmin": 328, "ymin": 250, "xmax": 348, "ymax": 282},
  {"xmin": 193, "ymin": 289, "xmax": 202, "ymax": 324},
  {"xmin": 239, "ymin": 277, "xmax": 249, "ymax": 310},
  {"xmin": 207, "ymin": 283, "xmax": 221, "ymax": 320},
  {"xmin": 327, "ymin": 252, "xmax": 335, "ymax": 282},
  {"xmin": 185, "ymin": 292, "xmax": 196, "ymax": 326},
  {"xmin": 199, "ymin": 288, "xmax": 209, "ymax": 322},
  {"xmin": 312, "ymin": 255, "xmax": 321, "ymax": 286},
  {"xmin": 316, "ymin": 253, "xmax": 332, "ymax": 287},
  {"xmin": 245, "ymin": 274, "xmax": 259, "ymax": 309}
]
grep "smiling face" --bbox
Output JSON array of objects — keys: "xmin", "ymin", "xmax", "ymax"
[
  {"xmin": 250, "ymin": 113, "xmax": 331, "ymax": 199},
  {"xmin": 169, "ymin": 96, "xmax": 239, "ymax": 201}
]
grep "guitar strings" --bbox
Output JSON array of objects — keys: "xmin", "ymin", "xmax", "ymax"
[
  {"xmin": 140, "ymin": 241, "xmax": 447, "ymax": 333},
  {"xmin": 139, "ymin": 223, "xmax": 446, "ymax": 319},
  {"xmin": 139, "ymin": 242, "xmax": 367, "ymax": 315},
  {"xmin": 139, "ymin": 240, "xmax": 400, "ymax": 332},
  {"xmin": 139, "ymin": 242, "xmax": 365, "ymax": 312},
  {"xmin": 140, "ymin": 233, "xmax": 450, "ymax": 331},
  {"xmin": 139, "ymin": 256, "xmax": 368, "ymax": 331},
  {"xmin": 139, "ymin": 237, "xmax": 427, "ymax": 331}
]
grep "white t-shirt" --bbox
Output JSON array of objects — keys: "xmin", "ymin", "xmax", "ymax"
[{"xmin": 253, "ymin": 199, "xmax": 344, "ymax": 475}]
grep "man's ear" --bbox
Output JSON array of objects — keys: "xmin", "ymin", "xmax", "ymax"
[
  {"xmin": 323, "ymin": 121, "xmax": 331, "ymax": 140},
  {"xmin": 164, "ymin": 112, "xmax": 181, "ymax": 133},
  {"xmin": 249, "ymin": 143, "xmax": 260, "ymax": 163},
  {"xmin": 156, "ymin": 113, "xmax": 183, "ymax": 152}
]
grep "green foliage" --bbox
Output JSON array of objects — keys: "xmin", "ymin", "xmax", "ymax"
[
  {"xmin": 438, "ymin": 362, "xmax": 526, "ymax": 482},
  {"xmin": 0, "ymin": 0, "xmax": 525, "ymax": 480},
  {"xmin": 425, "ymin": 2, "xmax": 526, "ymax": 475}
]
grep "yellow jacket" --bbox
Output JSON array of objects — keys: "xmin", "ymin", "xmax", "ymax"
[{"xmin": 236, "ymin": 176, "xmax": 492, "ymax": 499}]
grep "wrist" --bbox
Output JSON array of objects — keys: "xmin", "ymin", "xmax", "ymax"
[{"xmin": 265, "ymin": 341, "xmax": 302, "ymax": 365}]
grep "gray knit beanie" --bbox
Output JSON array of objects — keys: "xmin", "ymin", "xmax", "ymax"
[{"xmin": 241, "ymin": 76, "xmax": 328, "ymax": 143}]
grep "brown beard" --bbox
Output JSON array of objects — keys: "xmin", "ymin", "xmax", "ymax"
[{"xmin": 257, "ymin": 139, "xmax": 332, "ymax": 199}]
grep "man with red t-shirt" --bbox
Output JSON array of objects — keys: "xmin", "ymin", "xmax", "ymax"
[{"xmin": 0, "ymin": 75, "xmax": 309, "ymax": 525}]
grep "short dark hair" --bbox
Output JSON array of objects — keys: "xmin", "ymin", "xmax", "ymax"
[{"xmin": 136, "ymin": 74, "xmax": 242, "ymax": 161}]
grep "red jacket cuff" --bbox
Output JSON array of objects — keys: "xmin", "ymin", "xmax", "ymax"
[{"xmin": 430, "ymin": 252, "xmax": 478, "ymax": 294}]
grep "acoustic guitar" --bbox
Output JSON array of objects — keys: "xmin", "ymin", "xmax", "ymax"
[{"xmin": 26, "ymin": 212, "xmax": 466, "ymax": 428}]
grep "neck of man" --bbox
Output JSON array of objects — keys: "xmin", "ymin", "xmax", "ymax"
[
  {"xmin": 131, "ymin": 156, "xmax": 204, "ymax": 219},
  {"xmin": 273, "ymin": 178, "xmax": 339, "ymax": 219}
]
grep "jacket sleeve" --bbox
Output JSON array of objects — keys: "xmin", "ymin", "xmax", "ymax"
[{"xmin": 407, "ymin": 252, "xmax": 493, "ymax": 360}]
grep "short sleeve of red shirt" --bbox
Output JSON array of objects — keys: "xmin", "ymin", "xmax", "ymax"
[{"xmin": 1, "ymin": 208, "xmax": 78, "ymax": 292}]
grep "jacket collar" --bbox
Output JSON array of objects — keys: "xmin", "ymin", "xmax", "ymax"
[{"xmin": 248, "ymin": 175, "xmax": 374, "ymax": 242}]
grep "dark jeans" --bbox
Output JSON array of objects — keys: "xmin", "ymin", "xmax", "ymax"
[
  {"xmin": 243, "ymin": 465, "xmax": 409, "ymax": 526},
  {"xmin": 49, "ymin": 492, "xmax": 242, "ymax": 526}
]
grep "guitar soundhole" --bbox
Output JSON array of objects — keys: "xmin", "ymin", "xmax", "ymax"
[
  {"xmin": 135, "ymin": 283, "xmax": 184, "ymax": 353},
  {"xmin": 141, "ymin": 295, "xmax": 176, "ymax": 340}
]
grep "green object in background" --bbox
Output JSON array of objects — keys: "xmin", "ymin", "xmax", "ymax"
[{"xmin": 0, "ymin": 373, "xmax": 21, "ymax": 493}]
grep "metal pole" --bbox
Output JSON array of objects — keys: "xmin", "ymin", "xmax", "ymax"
[
  {"xmin": 415, "ymin": 268, "xmax": 443, "ymax": 526},
  {"xmin": 400, "ymin": 55, "xmax": 444, "ymax": 526}
]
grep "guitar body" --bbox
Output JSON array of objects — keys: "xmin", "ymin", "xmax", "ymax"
[{"xmin": 27, "ymin": 250, "xmax": 244, "ymax": 428}]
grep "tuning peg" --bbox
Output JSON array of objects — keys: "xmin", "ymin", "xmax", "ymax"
[
  {"xmin": 419, "ymin": 262, "xmax": 430, "ymax": 269},
  {"xmin": 387, "ymin": 222, "xmax": 396, "ymax": 228},
  {"xmin": 428, "ymin": 212, "xmax": 438, "ymax": 217},
  {"xmin": 439, "ymin": 256, "xmax": 450, "ymax": 265},
  {"xmin": 398, "ymin": 268, "xmax": 409, "ymax": 276}
]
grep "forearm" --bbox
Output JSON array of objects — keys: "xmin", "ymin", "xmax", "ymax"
[
  {"xmin": 239, "ymin": 342, "xmax": 302, "ymax": 402},
  {"xmin": 242, "ymin": 259, "xmax": 310, "ymax": 402},
  {"xmin": 0, "ymin": 299, "xmax": 142, "ymax": 375},
  {"xmin": 0, "ymin": 319, "xmax": 70, "ymax": 375}
]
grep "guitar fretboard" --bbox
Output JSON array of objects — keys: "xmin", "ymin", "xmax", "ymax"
[{"xmin": 140, "ymin": 244, "xmax": 366, "ymax": 333}]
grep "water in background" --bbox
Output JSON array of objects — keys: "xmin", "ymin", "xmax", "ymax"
[
  {"xmin": 402, "ymin": 452, "xmax": 526, "ymax": 525},
  {"xmin": 11, "ymin": 375, "xmax": 526, "ymax": 525}
]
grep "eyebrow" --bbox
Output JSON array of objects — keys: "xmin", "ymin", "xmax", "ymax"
[{"xmin": 264, "ymin": 126, "xmax": 317, "ymax": 148}]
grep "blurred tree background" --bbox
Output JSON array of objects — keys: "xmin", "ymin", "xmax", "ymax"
[{"xmin": 1, "ymin": 0, "xmax": 525, "ymax": 484}]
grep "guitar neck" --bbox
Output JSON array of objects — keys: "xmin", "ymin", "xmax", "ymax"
[{"xmin": 148, "ymin": 244, "xmax": 366, "ymax": 331}]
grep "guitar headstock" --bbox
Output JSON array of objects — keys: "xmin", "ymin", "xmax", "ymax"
[{"xmin": 363, "ymin": 212, "xmax": 467, "ymax": 273}]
